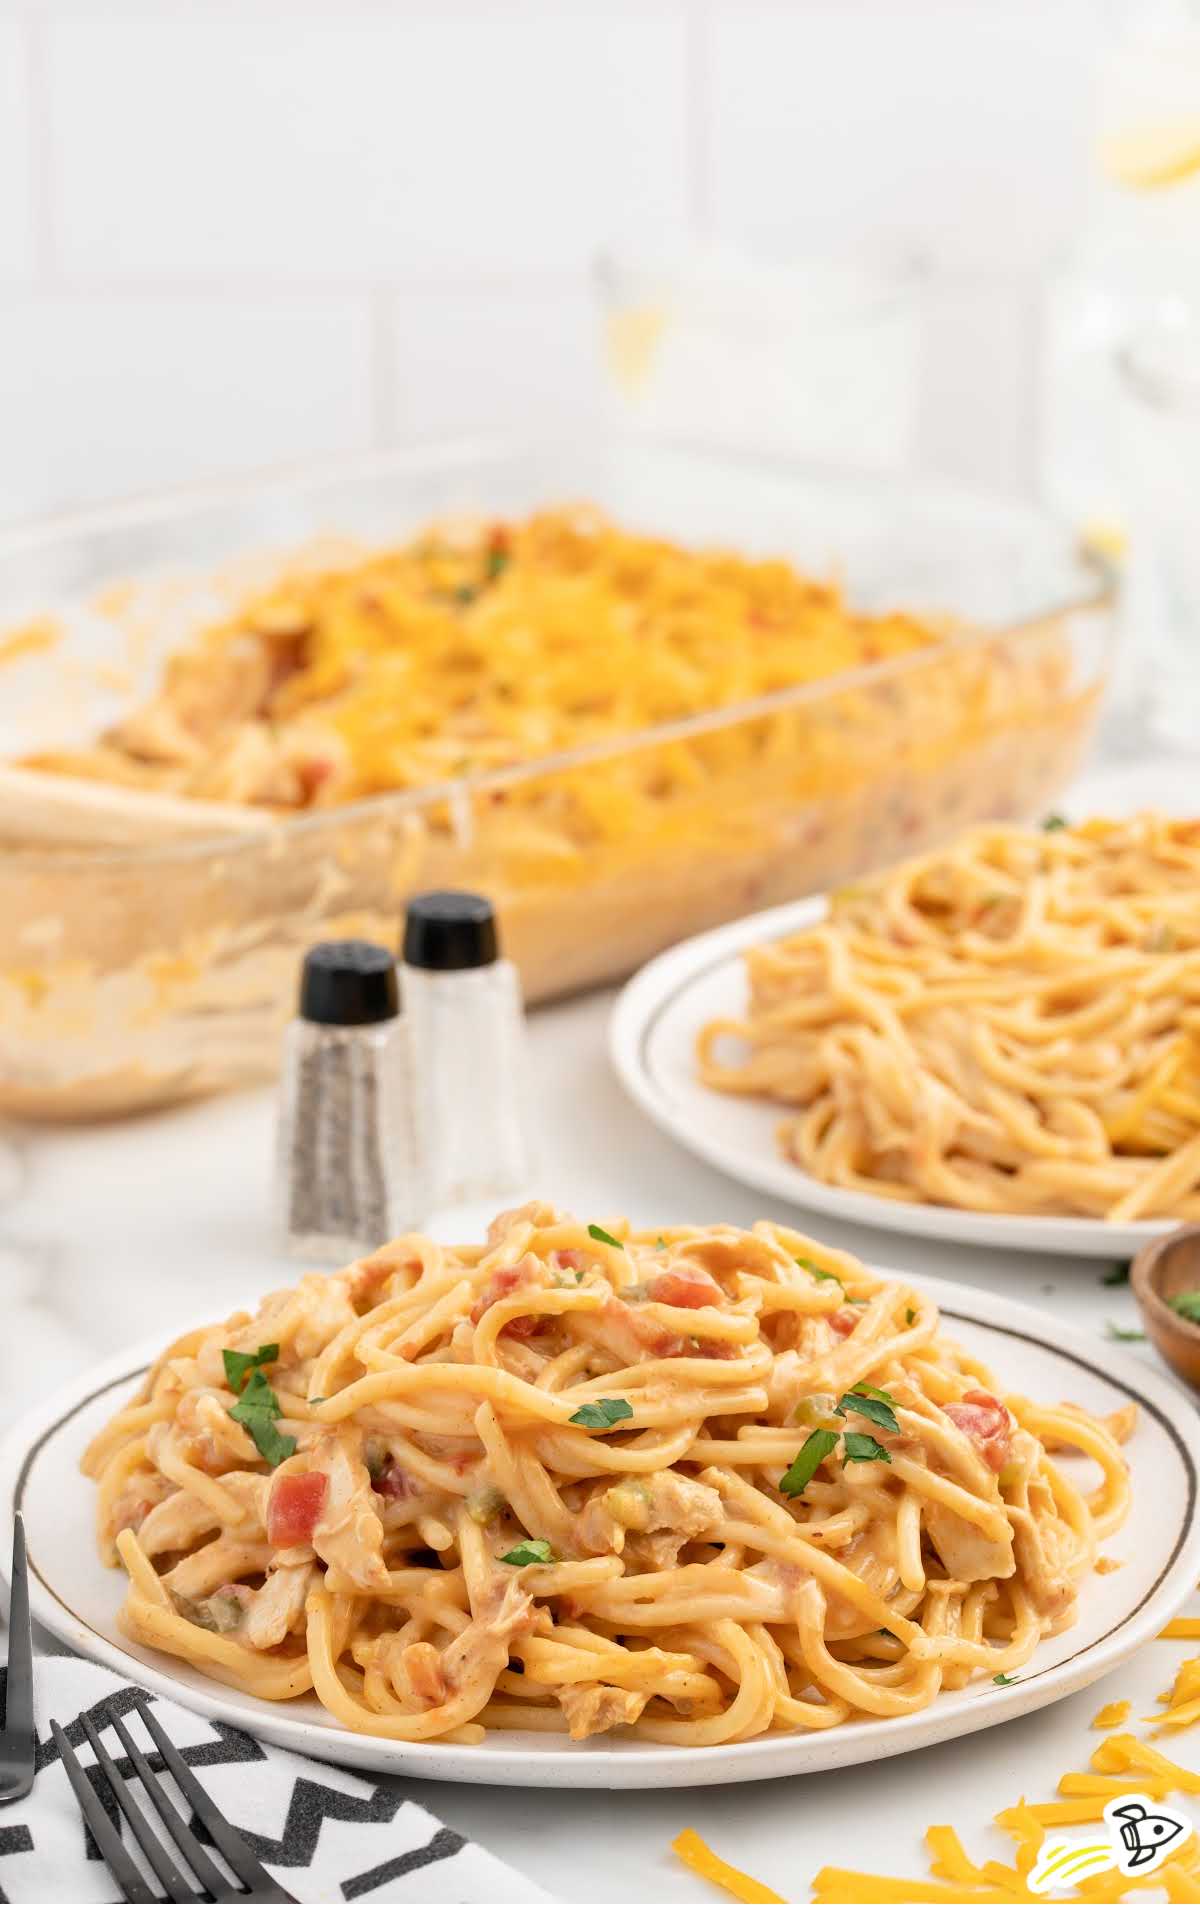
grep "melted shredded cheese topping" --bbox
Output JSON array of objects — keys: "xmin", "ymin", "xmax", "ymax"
[{"xmin": 27, "ymin": 507, "xmax": 946, "ymax": 811}]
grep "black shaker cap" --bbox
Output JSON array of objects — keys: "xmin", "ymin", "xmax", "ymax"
[
  {"xmin": 403, "ymin": 890, "xmax": 499, "ymax": 971},
  {"xmin": 299, "ymin": 940, "xmax": 399, "ymax": 1025}
]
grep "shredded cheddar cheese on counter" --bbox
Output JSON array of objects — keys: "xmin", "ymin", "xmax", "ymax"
[
  {"xmin": 1092, "ymin": 1700, "xmax": 1133, "ymax": 1729},
  {"xmin": 1153, "ymin": 1649, "xmax": 1200, "ymax": 1734},
  {"xmin": 0, "ymin": 616, "xmax": 60, "ymax": 668},
  {"xmin": 811, "ymin": 1734, "xmax": 1200, "ymax": 1902},
  {"xmin": 674, "ymin": 1621, "xmax": 1200, "ymax": 1903},
  {"xmin": 672, "ymin": 1829, "xmax": 786, "ymax": 1904}
]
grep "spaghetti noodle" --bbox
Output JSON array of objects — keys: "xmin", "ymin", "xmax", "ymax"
[
  {"xmin": 699, "ymin": 813, "xmax": 1200, "ymax": 1223},
  {"xmin": 84, "ymin": 1202, "xmax": 1129, "ymax": 1746}
]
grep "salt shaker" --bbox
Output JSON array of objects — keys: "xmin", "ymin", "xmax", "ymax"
[
  {"xmin": 402, "ymin": 891, "xmax": 534, "ymax": 1212},
  {"xmin": 276, "ymin": 939, "xmax": 419, "ymax": 1262}
]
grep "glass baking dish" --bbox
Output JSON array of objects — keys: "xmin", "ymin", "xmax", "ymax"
[{"xmin": 0, "ymin": 438, "xmax": 1114, "ymax": 1120}]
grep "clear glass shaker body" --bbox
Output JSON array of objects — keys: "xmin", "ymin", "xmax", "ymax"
[
  {"xmin": 275, "ymin": 1015, "xmax": 419, "ymax": 1262},
  {"xmin": 403, "ymin": 958, "xmax": 534, "ymax": 1212}
]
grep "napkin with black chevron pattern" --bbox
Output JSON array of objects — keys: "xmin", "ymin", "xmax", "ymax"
[{"xmin": 1, "ymin": 1657, "xmax": 550, "ymax": 1903}]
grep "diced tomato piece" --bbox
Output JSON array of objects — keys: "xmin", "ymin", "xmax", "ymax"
[
  {"xmin": 603, "ymin": 1298, "xmax": 684, "ymax": 1360},
  {"xmin": 944, "ymin": 1391, "xmax": 1012, "ymax": 1473},
  {"xmin": 501, "ymin": 1314, "xmax": 542, "ymax": 1341},
  {"xmin": 297, "ymin": 757, "xmax": 335, "ymax": 799},
  {"xmin": 648, "ymin": 1269, "xmax": 723, "ymax": 1310},
  {"xmin": 470, "ymin": 1265, "xmax": 522, "ymax": 1323},
  {"xmin": 828, "ymin": 1309, "xmax": 859, "ymax": 1339},
  {"xmin": 470, "ymin": 1259, "xmax": 546, "ymax": 1325},
  {"xmin": 266, "ymin": 1471, "xmax": 327, "ymax": 1547}
]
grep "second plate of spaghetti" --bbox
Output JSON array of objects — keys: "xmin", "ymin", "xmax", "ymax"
[
  {"xmin": 612, "ymin": 816, "xmax": 1200, "ymax": 1257},
  {"xmin": 1, "ymin": 1206, "xmax": 1198, "ymax": 1787}
]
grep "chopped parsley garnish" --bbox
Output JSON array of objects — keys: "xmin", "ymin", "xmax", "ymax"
[
  {"xmin": 223, "ymin": 1343, "xmax": 279, "ymax": 1393},
  {"xmin": 655, "ymin": 1236, "xmax": 667, "ymax": 1250},
  {"xmin": 485, "ymin": 544, "xmax": 511, "ymax": 582},
  {"xmin": 835, "ymin": 1384, "xmax": 900, "ymax": 1437},
  {"xmin": 1105, "ymin": 1321, "xmax": 1146, "ymax": 1342},
  {"xmin": 569, "ymin": 1398, "xmax": 634, "ymax": 1430},
  {"xmin": 842, "ymin": 1432, "xmax": 892, "ymax": 1465},
  {"xmin": 905, "ymin": 1308, "xmax": 917, "ymax": 1326},
  {"xmin": 993, "ymin": 1672, "xmax": 1018, "ymax": 1686},
  {"xmin": 798, "ymin": 1257, "xmax": 841, "ymax": 1285},
  {"xmin": 1168, "ymin": 1290, "xmax": 1200, "ymax": 1324},
  {"xmin": 1041, "ymin": 813, "xmax": 1068, "ymax": 832},
  {"xmin": 780, "ymin": 1429, "xmax": 839, "ymax": 1497},
  {"xmin": 229, "ymin": 1365, "xmax": 296, "ymax": 1468},
  {"xmin": 501, "ymin": 1538, "xmax": 553, "ymax": 1566},
  {"xmin": 587, "ymin": 1224, "xmax": 623, "ymax": 1250},
  {"xmin": 1101, "ymin": 1262, "xmax": 1130, "ymax": 1287}
]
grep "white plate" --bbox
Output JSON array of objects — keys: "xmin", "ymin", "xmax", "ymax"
[
  {"xmin": 2, "ymin": 1294, "xmax": 1198, "ymax": 1790},
  {"xmin": 611, "ymin": 898, "xmax": 1173, "ymax": 1260}
]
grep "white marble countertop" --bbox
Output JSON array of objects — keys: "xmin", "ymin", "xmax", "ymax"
[{"xmin": 4, "ymin": 755, "xmax": 1200, "ymax": 1902}]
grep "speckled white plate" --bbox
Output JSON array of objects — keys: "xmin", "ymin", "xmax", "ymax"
[
  {"xmin": 611, "ymin": 897, "xmax": 1173, "ymax": 1261},
  {"xmin": 2, "ymin": 1292, "xmax": 1198, "ymax": 1789}
]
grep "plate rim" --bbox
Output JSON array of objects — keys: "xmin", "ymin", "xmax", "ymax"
[
  {"xmin": 2, "ymin": 1285, "xmax": 1198, "ymax": 1790},
  {"xmin": 610, "ymin": 894, "xmax": 1173, "ymax": 1260}
]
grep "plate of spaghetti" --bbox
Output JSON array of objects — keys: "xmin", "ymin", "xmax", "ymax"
[
  {"xmin": 614, "ymin": 814, "xmax": 1200, "ymax": 1257},
  {"xmin": 2, "ymin": 1203, "xmax": 1197, "ymax": 1787}
]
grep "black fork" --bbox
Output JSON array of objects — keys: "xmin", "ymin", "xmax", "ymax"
[
  {"xmin": 0, "ymin": 1513, "xmax": 35, "ymax": 1804},
  {"xmin": 52, "ymin": 1695, "xmax": 295, "ymax": 1903}
]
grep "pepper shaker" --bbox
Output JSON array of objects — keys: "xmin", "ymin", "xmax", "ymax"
[
  {"xmin": 402, "ymin": 891, "xmax": 534, "ymax": 1213},
  {"xmin": 276, "ymin": 939, "xmax": 419, "ymax": 1262}
]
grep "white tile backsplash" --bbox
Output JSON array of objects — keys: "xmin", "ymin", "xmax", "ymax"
[
  {"xmin": 47, "ymin": 5, "xmax": 689, "ymax": 284},
  {"xmin": 0, "ymin": 294, "xmax": 374, "ymax": 520},
  {"xmin": 388, "ymin": 284, "xmax": 603, "ymax": 440},
  {"xmin": 705, "ymin": 0, "xmax": 1096, "ymax": 276},
  {"xmin": 0, "ymin": 0, "xmax": 1110, "ymax": 521},
  {"xmin": 915, "ymin": 284, "xmax": 1043, "ymax": 494},
  {"xmin": 0, "ymin": 21, "xmax": 35, "ymax": 284}
]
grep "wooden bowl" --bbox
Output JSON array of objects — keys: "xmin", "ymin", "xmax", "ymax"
[{"xmin": 1132, "ymin": 1226, "xmax": 1200, "ymax": 1391}]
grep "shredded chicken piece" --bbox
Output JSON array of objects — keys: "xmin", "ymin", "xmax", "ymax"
[
  {"xmin": 397, "ymin": 1641, "xmax": 448, "ymax": 1707},
  {"xmin": 556, "ymin": 1682, "xmax": 649, "ymax": 1740},
  {"xmin": 309, "ymin": 1428, "xmax": 391, "ymax": 1591},
  {"xmin": 448, "ymin": 1575, "xmax": 536, "ymax": 1688},
  {"xmin": 179, "ymin": 1392, "xmax": 258, "ymax": 1469},
  {"xmin": 106, "ymin": 1474, "xmax": 172, "ymax": 1545},
  {"xmin": 924, "ymin": 1502, "xmax": 1015, "ymax": 1584},
  {"xmin": 242, "ymin": 1562, "xmax": 316, "ymax": 1650},
  {"xmin": 1009, "ymin": 1505, "xmax": 1076, "ymax": 1618},
  {"xmin": 137, "ymin": 1489, "xmax": 222, "ymax": 1555},
  {"xmin": 372, "ymin": 1574, "xmax": 535, "ymax": 1714},
  {"xmin": 576, "ymin": 1471, "xmax": 721, "ymax": 1556}
]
